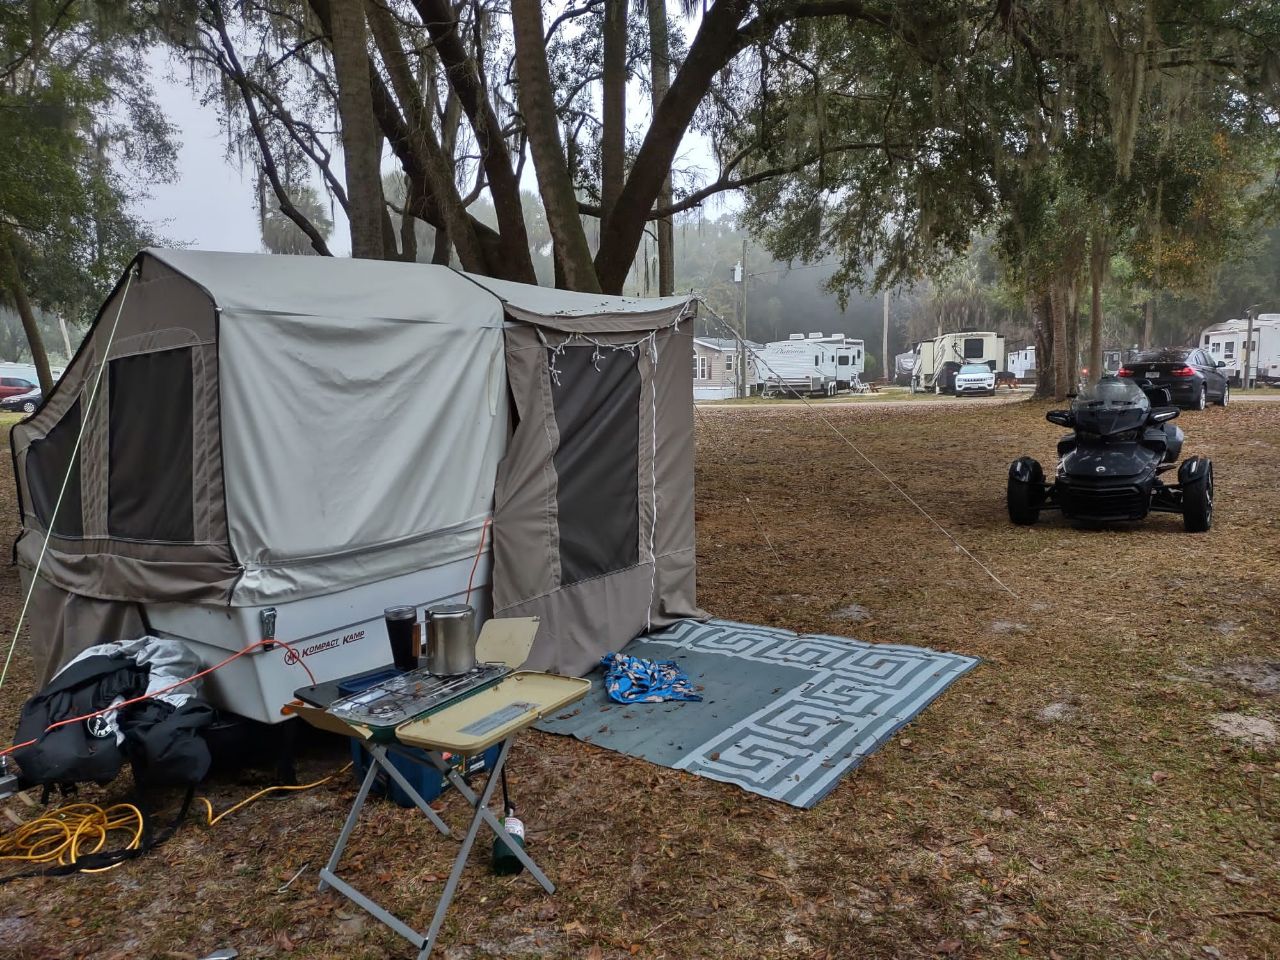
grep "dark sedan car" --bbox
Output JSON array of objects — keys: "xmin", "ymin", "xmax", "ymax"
[
  {"xmin": 0, "ymin": 388, "xmax": 41, "ymax": 414},
  {"xmin": 1119, "ymin": 347, "xmax": 1230, "ymax": 410}
]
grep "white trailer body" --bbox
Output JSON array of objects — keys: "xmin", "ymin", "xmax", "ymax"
[
  {"xmin": 816, "ymin": 334, "xmax": 865, "ymax": 388},
  {"xmin": 757, "ymin": 335, "xmax": 840, "ymax": 396},
  {"xmin": 911, "ymin": 332, "xmax": 1006, "ymax": 392},
  {"xmin": 1007, "ymin": 346, "xmax": 1035, "ymax": 380},
  {"xmin": 1200, "ymin": 316, "xmax": 1280, "ymax": 384}
]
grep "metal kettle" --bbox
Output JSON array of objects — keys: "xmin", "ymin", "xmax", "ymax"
[{"xmin": 425, "ymin": 603, "xmax": 477, "ymax": 675}]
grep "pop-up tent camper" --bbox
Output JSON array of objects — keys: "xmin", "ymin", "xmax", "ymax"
[{"xmin": 11, "ymin": 250, "xmax": 701, "ymax": 723}]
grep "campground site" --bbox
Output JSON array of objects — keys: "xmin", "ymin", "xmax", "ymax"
[{"xmin": 0, "ymin": 396, "xmax": 1276, "ymax": 959}]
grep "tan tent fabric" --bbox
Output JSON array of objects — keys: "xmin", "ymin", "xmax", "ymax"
[
  {"xmin": 462, "ymin": 274, "xmax": 691, "ymax": 334},
  {"xmin": 17, "ymin": 569, "xmax": 146, "ymax": 686},
  {"xmin": 491, "ymin": 309, "xmax": 704, "ymax": 676},
  {"xmin": 13, "ymin": 248, "xmax": 703, "ymax": 689}
]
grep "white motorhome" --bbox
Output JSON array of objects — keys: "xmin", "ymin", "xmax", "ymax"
[
  {"xmin": 756, "ymin": 333, "xmax": 841, "ymax": 396},
  {"xmin": 910, "ymin": 331, "xmax": 1006, "ymax": 393},
  {"xmin": 1200, "ymin": 316, "xmax": 1280, "ymax": 385}
]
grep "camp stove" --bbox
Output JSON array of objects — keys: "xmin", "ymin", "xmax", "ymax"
[{"xmin": 327, "ymin": 662, "xmax": 511, "ymax": 730}]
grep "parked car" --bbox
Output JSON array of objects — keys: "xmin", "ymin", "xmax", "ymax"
[
  {"xmin": 0, "ymin": 375, "xmax": 36, "ymax": 399},
  {"xmin": 953, "ymin": 362, "xmax": 997, "ymax": 396},
  {"xmin": 0, "ymin": 388, "xmax": 41, "ymax": 414},
  {"xmin": 1119, "ymin": 347, "xmax": 1229, "ymax": 409}
]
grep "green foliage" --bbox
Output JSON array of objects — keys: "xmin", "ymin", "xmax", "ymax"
[
  {"xmin": 735, "ymin": 0, "xmax": 1280, "ymax": 356},
  {"xmin": 0, "ymin": 0, "xmax": 176, "ymax": 326}
]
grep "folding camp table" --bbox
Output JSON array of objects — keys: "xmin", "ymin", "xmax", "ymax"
[{"xmin": 291, "ymin": 669, "xmax": 590, "ymax": 960}]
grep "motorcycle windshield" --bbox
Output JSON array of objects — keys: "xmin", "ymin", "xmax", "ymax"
[{"xmin": 1071, "ymin": 377, "xmax": 1150, "ymax": 435}]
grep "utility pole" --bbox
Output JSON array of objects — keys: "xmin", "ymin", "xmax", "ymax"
[
  {"xmin": 738, "ymin": 236, "xmax": 748, "ymax": 398},
  {"xmin": 882, "ymin": 289, "xmax": 890, "ymax": 383},
  {"xmin": 1243, "ymin": 305, "xmax": 1256, "ymax": 390},
  {"xmin": 57, "ymin": 315, "xmax": 73, "ymax": 361}
]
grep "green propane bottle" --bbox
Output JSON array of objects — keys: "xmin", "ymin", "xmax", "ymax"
[{"xmin": 491, "ymin": 812, "xmax": 526, "ymax": 876}]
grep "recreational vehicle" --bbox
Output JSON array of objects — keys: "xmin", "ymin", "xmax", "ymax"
[
  {"xmin": 815, "ymin": 334, "xmax": 865, "ymax": 389},
  {"xmin": 1006, "ymin": 345, "xmax": 1035, "ymax": 380},
  {"xmin": 894, "ymin": 349, "xmax": 917, "ymax": 385},
  {"xmin": 756, "ymin": 333, "xmax": 841, "ymax": 396},
  {"xmin": 910, "ymin": 331, "xmax": 1006, "ymax": 393},
  {"xmin": 1200, "ymin": 315, "xmax": 1280, "ymax": 385}
]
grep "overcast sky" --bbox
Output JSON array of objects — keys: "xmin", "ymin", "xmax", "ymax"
[{"xmin": 136, "ymin": 46, "xmax": 726, "ymax": 259}]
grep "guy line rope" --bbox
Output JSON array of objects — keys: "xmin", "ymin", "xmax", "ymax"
[{"xmin": 695, "ymin": 298, "xmax": 1019, "ymax": 601}]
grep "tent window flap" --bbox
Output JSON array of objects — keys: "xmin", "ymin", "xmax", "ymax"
[
  {"xmin": 549, "ymin": 346, "xmax": 641, "ymax": 586},
  {"xmin": 27, "ymin": 398, "xmax": 84, "ymax": 538},
  {"xmin": 108, "ymin": 347, "xmax": 194, "ymax": 542}
]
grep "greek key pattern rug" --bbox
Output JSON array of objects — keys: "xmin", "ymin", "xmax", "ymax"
[{"xmin": 536, "ymin": 619, "xmax": 979, "ymax": 808}]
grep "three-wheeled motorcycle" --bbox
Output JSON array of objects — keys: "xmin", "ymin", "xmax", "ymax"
[{"xmin": 1007, "ymin": 376, "xmax": 1214, "ymax": 532}]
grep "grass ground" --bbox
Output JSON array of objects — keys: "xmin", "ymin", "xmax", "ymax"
[
  {"xmin": 697, "ymin": 386, "xmax": 1026, "ymax": 405},
  {"xmin": 0, "ymin": 399, "xmax": 1276, "ymax": 959}
]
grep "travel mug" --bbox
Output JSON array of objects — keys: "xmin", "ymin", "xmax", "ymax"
[{"xmin": 384, "ymin": 605, "xmax": 417, "ymax": 671}]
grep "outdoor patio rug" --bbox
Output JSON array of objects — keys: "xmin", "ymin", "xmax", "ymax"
[{"xmin": 536, "ymin": 618, "xmax": 979, "ymax": 808}]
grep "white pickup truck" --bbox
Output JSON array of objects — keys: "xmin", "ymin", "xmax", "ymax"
[{"xmin": 953, "ymin": 362, "xmax": 997, "ymax": 396}]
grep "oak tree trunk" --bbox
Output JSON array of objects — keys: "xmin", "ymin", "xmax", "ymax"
[
  {"xmin": 601, "ymin": 0, "xmax": 627, "ymax": 227},
  {"xmin": 1032, "ymin": 292, "xmax": 1052, "ymax": 399},
  {"xmin": 1088, "ymin": 239, "xmax": 1105, "ymax": 385},
  {"xmin": 1067, "ymin": 277, "xmax": 1080, "ymax": 392},
  {"xmin": 364, "ymin": 0, "xmax": 487, "ymax": 271},
  {"xmin": 412, "ymin": 0, "xmax": 536, "ymax": 282},
  {"xmin": 511, "ymin": 0, "xmax": 600, "ymax": 291},
  {"xmin": 595, "ymin": 0, "xmax": 752, "ymax": 293},
  {"xmin": 1143, "ymin": 298, "xmax": 1154, "ymax": 349},
  {"xmin": 329, "ymin": 0, "xmax": 386, "ymax": 259},
  {"xmin": 1050, "ymin": 282, "xmax": 1069, "ymax": 401},
  {"xmin": 647, "ymin": 0, "xmax": 675, "ymax": 296},
  {"xmin": 0, "ymin": 236, "xmax": 53, "ymax": 394}
]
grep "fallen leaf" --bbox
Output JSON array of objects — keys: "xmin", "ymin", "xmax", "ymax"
[{"xmin": 1151, "ymin": 771, "xmax": 1170, "ymax": 784}]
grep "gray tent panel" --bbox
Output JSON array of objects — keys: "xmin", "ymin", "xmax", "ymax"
[
  {"xmin": 492, "ymin": 317, "xmax": 704, "ymax": 676},
  {"xmin": 14, "ymin": 248, "xmax": 702, "ymax": 687},
  {"xmin": 464, "ymin": 274, "xmax": 692, "ymax": 333}
]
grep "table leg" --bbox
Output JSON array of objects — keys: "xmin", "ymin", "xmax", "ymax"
[
  {"xmin": 418, "ymin": 737, "xmax": 512, "ymax": 959},
  {"xmin": 438, "ymin": 741, "xmax": 555, "ymax": 894},
  {"xmin": 318, "ymin": 753, "xmax": 380, "ymax": 893},
  {"xmin": 376, "ymin": 745, "xmax": 451, "ymax": 837}
]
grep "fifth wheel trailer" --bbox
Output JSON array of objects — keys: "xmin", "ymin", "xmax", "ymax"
[{"xmin": 910, "ymin": 332, "xmax": 1006, "ymax": 393}]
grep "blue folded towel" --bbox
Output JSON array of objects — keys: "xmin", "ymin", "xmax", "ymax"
[{"xmin": 600, "ymin": 653, "xmax": 703, "ymax": 704}]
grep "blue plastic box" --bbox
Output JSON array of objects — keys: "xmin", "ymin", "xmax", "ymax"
[{"xmin": 339, "ymin": 669, "xmax": 501, "ymax": 808}]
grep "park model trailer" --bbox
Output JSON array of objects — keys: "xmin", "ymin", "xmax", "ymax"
[
  {"xmin": 13, "ymin": 250, "xmax": 703, "ymax": 725},
  {"xmin": 910, "ymin": 331, "xmax": 1006, "ymax": 393},
  {"xmin": 1200, "ymin": 315, "xmax": 1280, "ymax": 384},
  {"xmin": 757, "ymin": 333, "xmax": 841, "ymax": 396}
]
